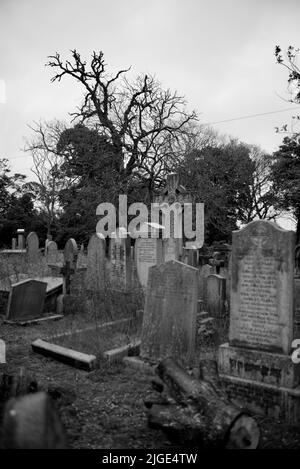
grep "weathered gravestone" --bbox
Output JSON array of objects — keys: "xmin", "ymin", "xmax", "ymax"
[
  {"xmin": 140, "ymin": 260, "xmax": 198, "ymax": 365},
  {"xmin": 154, "ymin": 173, "xmax": 193, "ymax": 262},
  {"xmin": 85, "ymin": 234, "xmax": 106, "ymax": 292},
  {"xmin": 218, "ymin": 220, "xmax": 300, "ymax": 424},
  {"xmin": 206, "ymin": 274, "xmax": 227, "ymax": 318},
  {"xmin": 135, "ymin": 223, "xmax": 163, "ymax": 288},
  {"xmin": 77, "ymin": 244, "xmax": 88, "ymax": 270},
  {"xmin": 26, "ymin": 232, "xmax": 40, "ymax": 263},
  {"xmin": 229, "ymin": 220, "xmax": 294, "ymax": 353},
  {"xmin": 109, "ymin": 228, "xmax": 133, "ymax": 292},
  {"xmin": 198, "ymin": 263, "xmax": 213, "ymax": 304},
  {"xmin": 62, "ymin": 238, "xmax": 78, "ymax": 294},
  {"xmin": 46, "ymin": 241, "xmax": 60, "ymax": 265},
  {"xmin": 6, "ymin": 279, "xmax": 47, "ymax": 322}
]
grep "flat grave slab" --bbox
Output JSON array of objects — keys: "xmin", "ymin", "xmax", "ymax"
[{"xmin": 32, "ymin": 317, "xmax": 139, "ymax": 370}]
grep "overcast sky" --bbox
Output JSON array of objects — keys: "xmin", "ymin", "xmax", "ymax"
[{"xmin": 1, "ymin": 0, "xmax": 300, "ymax": 186}]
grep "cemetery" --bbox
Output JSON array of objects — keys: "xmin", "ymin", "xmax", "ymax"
[
  {"xmin": 0, "ymin": 171, "xmax": 299, "ymax": 450},
  {"xmin": 1, "ymin": 14, "xmax": 300, "ymax": 451}
]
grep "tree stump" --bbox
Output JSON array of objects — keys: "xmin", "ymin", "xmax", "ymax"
[{"xmin": 146, "ymin": 357, "xmax": 260, "ymax": 449}]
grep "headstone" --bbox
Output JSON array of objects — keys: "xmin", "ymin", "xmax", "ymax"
[
  {"xmin": 26, "ymin": 232, "xmax": 40, "ymax": 262},
  {"xmin": 135, "ymin": 223, "xmax": 163, "ymax": 288},
  {"xmin": 46, "ymin": 241, "xmax": 60, "ymax": 264},
  {"xmin": 6, "ymin": 279, "xmax": 47, "ymax": 322},
  {"xmin": 85, "ymin": 234, "xmax": 106, "ymax": 291},
  {"xmin": 218, "ymin": 221, "xmax": 300, "ymax": 424},
  {"xmin": 140, "ymin": 260, "xmax": 198, "ymax": 365},
  {"xmin": 109, "ymin": 228, "xmax": 132, "ymax": 291},
  {"xmin": 2, "ymin": 392, "xmax": 67, "ymax": 448},
  {"xmin": 64, "ymin": 238, "xmax": 78, "ymax": 270},
  {"xmin": 206, "ymin": 274, "xmax": 226, "ymax": 318},
  {"xmin": 17, "ymin": 229, "xmax": 25, "ymax": 250},
  {"xmin": 155, "ymin": 173, "xmax": 193, "ymax": 262},
  {"xmin": 198, "ymin": 263, "xmax": 213, "ymax": 303},
  {"xmin": 62, "ymin": 239, "xmax": 78, "ymax": 294},
  {"xmin": 11, "ymin": 238, "xmax": 17, "ymax": 250},
  {"xmin": 230, "ymin": 220, "xmax": 294, "ymax": 354}
]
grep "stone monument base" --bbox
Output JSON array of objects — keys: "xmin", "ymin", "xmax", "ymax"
[{"xmin": 218, "ymin": 343, "xmax": 300, "ymax": 424}]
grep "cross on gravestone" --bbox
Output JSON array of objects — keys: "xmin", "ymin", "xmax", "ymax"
[{"xmin": 154, "ymin": 173, "xmax": 204, "ymax": 261}]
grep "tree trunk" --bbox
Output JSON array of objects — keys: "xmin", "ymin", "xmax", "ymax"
[{"xmin": 146, "ymin": 358, "xmax": 259, "ymax": 449}]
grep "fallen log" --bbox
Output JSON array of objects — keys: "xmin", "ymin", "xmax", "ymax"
[{"xmin": 146, "ymin": 357, "xmax": 259, "ymax": 449}]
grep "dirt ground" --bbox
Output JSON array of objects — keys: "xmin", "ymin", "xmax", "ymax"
[{"xmin": 1, "ymin": 313, "xmax": 300, "ymax": 450}]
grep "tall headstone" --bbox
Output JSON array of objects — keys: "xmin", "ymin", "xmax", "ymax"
[
  {"xmin": 11, "ymin": 238, "xmax": 17, "ymax": 250},
  {"xmin": 154, "ymin": 173, "xmax": 193, "ymax": 262},
  {"xmin": 229, "ymin": 220, "xmax": 294, "ymax": 354},
  {"xmin": 198, "ymin": 263, "xmax": 213, "ymax": 303},
  {"xmin": 26, "ymin": 232, "xmax": 40, "ymax": 263},
  {"xmin": 218, "ymin": 220, "xmax": 300, "ymax": 424},
  {"xmin": 62, "ymin": 239, "xmax": 78, "ymax": 294},
  {"xmin": 17, "ymin": 229, "xmax": 25, "ymax": 250},
  {"xmin": 46, "ymin": 241, "xmax": 59, "ymax": 265},
  {"xmin": 140, "ymin": 260, "xmax": 198, "ymax": 365},
  {"xmin": 85, "ymin": 234, "xmax": 106, "ymax": 291},
  {"xmin": 109, "ymin": 228, "xmax": 132, "ymax": 291},
  {"xmin": 206, "ymin": 274, "xmax": 227, "ymax": 318},
  {"xmin": 135, "ymin": 222, "xmax": 163, "ymax": 288}
]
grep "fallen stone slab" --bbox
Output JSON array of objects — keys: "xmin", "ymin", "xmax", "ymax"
[
  {"xmin": 103, "ymin": 340, "xmax": 141, "ymax": 363},
  {"xmin": 31, "ymin": 339, "xmax": 97, "ymax": 371},
  {"xmin": 123, "ymin": 356, "xmax": 156, "ymax": 375}
]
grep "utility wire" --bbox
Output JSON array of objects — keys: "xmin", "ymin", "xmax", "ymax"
[
  {"xmin": 4, "ymin": 106, "xmax": 300, "ymax": 161},
  {"xmin": 202, "ymin": 106, "xmax": 300, "ymax": 125}
]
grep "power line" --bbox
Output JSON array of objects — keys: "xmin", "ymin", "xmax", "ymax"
[
  {"xmin": 202, "ymin": 107, "xmax": 300, "ymax": 125},
  {"xmin": 3, "ymin": 106, "xmax": 300, "ymax": 161}
]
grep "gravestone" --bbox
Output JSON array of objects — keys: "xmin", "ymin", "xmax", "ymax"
[
  {"xmin": 85, "ymin": 234, "xmax": 106, "ymax": 291},
  {"xmin": 46, "ymin": 241, "xmax": 61, "ymax": 265},
  {"xmin": 26, "ymin": 232, "xmax": 40, "ymax": 263},
  {"xmin": 17, "ymin": 229, "xmax": 25, "ymax": 250},
  {"xmin": 6, "ymin": 279, "xmax": 47, "ymax": 322},
  {"xmin": 198, "ymin": 263, "xmax": 213, "ymax": 303},
  {"xmin": 11, "ymin": 238, "xmax": 17, "ymax": 250},
  {"xmin": 109, "ymin": 228, "xmax": 132, "ymax": 291},
  {"xmin": 229, "ymin": 220, "xmax": 294, "ymax": 354},
  {"xmin": 62, "ymin": 238, "xmax": 78, "ymax": 294},
  {"xmin": 135, "ymin": 223, "xmax": 163, "ymax": 288},
  {"xmin": 140, "ymin": 260, "xmax": 198, "ymax": 365},
  {"xmin": 155, "ymin": 173, "xmax": 193, "ymax": 262},
  {"xmin": 206, "ymin": 274, "xmax": 226, "ymax": 318},
  {"xmin": 218, "ymin": 220, "xmax": 300, "ymax": 424}
]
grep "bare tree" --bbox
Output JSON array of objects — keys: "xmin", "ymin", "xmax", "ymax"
[
  {"xmin": 46, "ymin": 50, "xmax": 198, "ymax": 189},
  {"xmin": 24, "ymin": 120, "xmax": 72, "ymax": 236}
]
